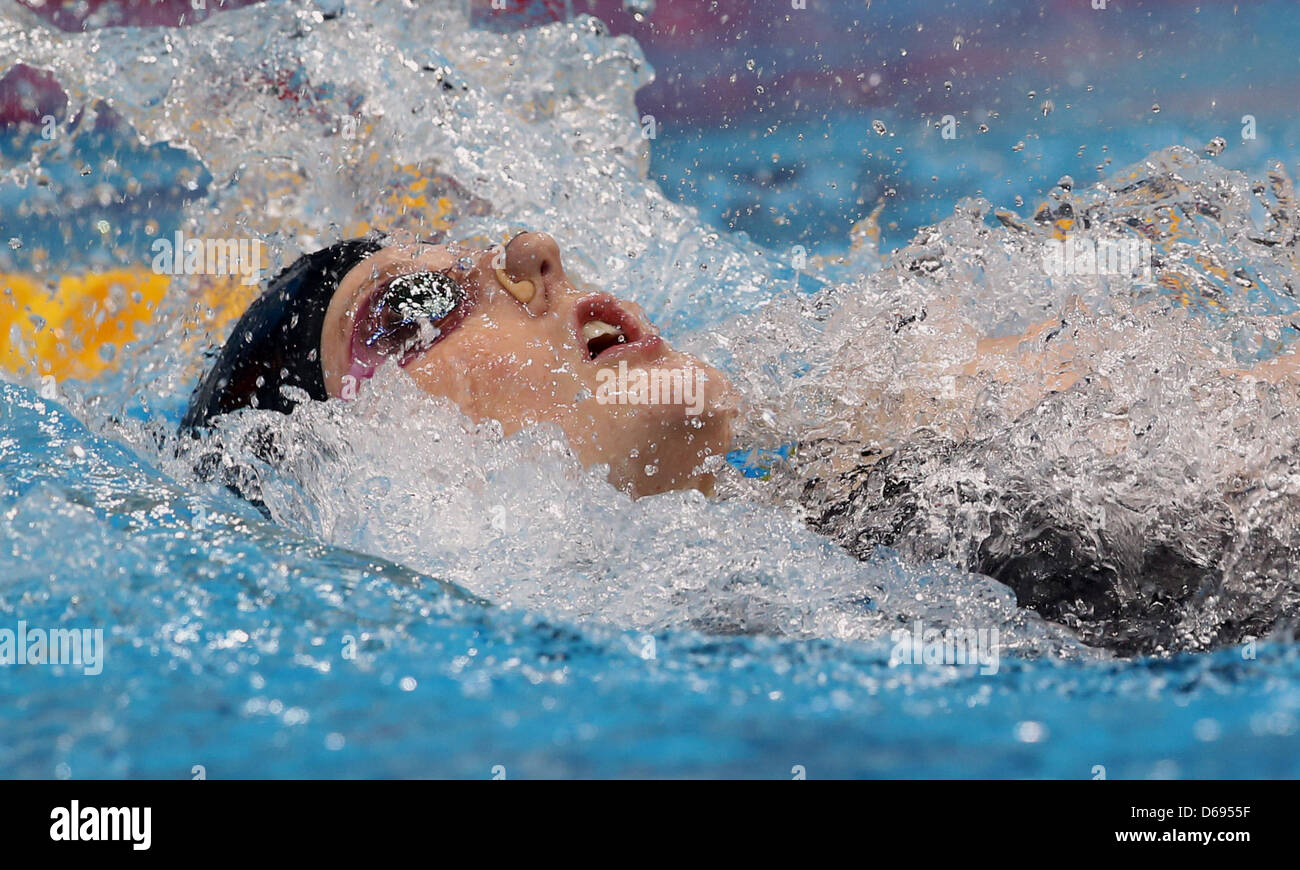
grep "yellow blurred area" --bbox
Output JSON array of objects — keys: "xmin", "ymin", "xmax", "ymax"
[
  {"xmin": 0, "ymin": 269, "xmax": 266, "ymax": 382},
  {"xmin": 1, "ymin": 269, "xmax": 170, "ymax": 381},
  {"xmin": 0, "ymin": 164, "xmax": 458, "ymax": 383}
]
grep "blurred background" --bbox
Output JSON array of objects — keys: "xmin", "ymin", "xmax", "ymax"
[{"xmin": 4, "ymin": 0, "xmax": 1299, "ymax": 256}]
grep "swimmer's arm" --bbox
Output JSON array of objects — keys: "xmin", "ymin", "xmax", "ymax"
[
  {"xmin": 956, "ymin": 299, "xmax": 1091, "ymax": 393},
  {"xmin": 963, "ymin": 313, "xmax": 1300, "ymax": 388},
  {"xmin": 1223, "ymin": 350, "xmax": 1300, "ymax": 385}
]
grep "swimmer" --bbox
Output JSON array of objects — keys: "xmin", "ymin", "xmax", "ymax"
[{"xmin": 183, "ymin": 231, "xmax": 1300, "ymax": 653}]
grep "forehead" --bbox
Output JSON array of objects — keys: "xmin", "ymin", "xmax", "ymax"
[{"xmin": 339, "ymin": 242, "xmax": 459, "ymax": 290}]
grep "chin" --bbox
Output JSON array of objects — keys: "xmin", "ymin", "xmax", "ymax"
[
  {"xmin": 615, "ymin": 466, "xmax": 714, "ymax": 499},
  {"xmin": 617, "ymin": 416, "xmax": 735, "ymax": 499}
]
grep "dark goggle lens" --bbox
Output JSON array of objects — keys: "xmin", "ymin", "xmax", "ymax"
[{"xmin": 363, "ymin": 271, "xmax": 467, "ymax": 359}]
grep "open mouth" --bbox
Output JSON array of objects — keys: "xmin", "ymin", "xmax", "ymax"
[
  {"xmin": 582, "ymin": 319, "xmax": 628, "ymax": 358},
  {"xmin": 574, "ymin": 294, "xmax": 659, "ymax": 361}
]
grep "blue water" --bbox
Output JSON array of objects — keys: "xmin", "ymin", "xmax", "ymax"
[
  {"xmin": 1, "ymin": 384, "xmax": 1297, "ymax": 778},
  {"xmin": 2, "ymin": 0, "xmax": 1300, "ymax": 779}
]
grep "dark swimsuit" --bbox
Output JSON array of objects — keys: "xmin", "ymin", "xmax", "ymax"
[{"xmin": 787, "ymin": 432, "xmax": 1273, "ymax": 655}]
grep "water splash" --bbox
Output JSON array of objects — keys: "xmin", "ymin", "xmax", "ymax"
[
  {"xmin": 1, "ymin": 0, "xmax": 815, "ymax": 416},
  {"xmin": 722, "ymin": 147, "xmax": 1300, "ymax": 653},
  {"xmin": 159, "ymin": 366, "xmax": 1080, "ymax": 656}
]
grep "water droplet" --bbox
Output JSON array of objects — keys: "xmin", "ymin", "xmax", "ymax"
[
  {"xmin": 871, "ymin": 119, "xmax": 887, "ymax": 136},
  {"xmin": 1205, "ymin": 136, "xmax": 1227, "ymax": 157},
  {"xmin": 623, "ymin": 0, "xmax": 655, "ymax": 18},
  {"xmin": 1016, "ymin": 721, "xmax": 1048, "ymax": 743}
]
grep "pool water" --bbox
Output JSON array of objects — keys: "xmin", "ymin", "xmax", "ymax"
[
  {"xmin": 1, "ymin": 0, "xmax": 1299, "ymax": 778},
  {"xmin": 5, "ymin": 380, "xmax": 1299, "ymax": 778}
]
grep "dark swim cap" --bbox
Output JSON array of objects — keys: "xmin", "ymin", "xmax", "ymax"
[{"xmin": 180, "ymin": 236, "xmax": 384, "ymax": 432}]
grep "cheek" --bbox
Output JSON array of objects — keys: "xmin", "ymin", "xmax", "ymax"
[
  {"xmin": 404, "ymin": 320, "xmax": 582, "ymax": 423},
  {"xmin": 583, "ymin": 358, "xmax": 737, "ymax": 443}
]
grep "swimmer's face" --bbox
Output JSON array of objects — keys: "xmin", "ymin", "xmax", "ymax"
[{"xmin": 320, "ymin": 233, "xmax": 738, "ymax": 497}]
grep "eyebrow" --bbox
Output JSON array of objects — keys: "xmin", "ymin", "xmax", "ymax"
[{"xmin": 336, "ymin": 248, "xmax": 453, "ymax": 326}]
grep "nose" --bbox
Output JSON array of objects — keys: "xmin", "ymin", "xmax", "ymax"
[{"xmin": 503, "ymin": 231, "xmax": 564, "ymax": 290}]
